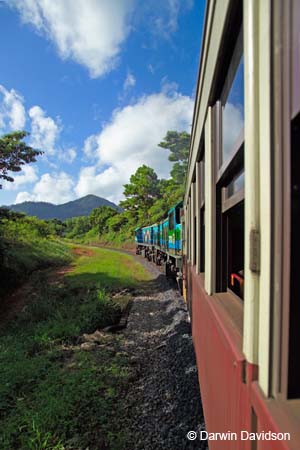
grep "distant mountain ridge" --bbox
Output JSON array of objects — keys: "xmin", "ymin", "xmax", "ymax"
[{"xmin": 4, "ymin": 195, "xmax": 120, "ymax": 220}]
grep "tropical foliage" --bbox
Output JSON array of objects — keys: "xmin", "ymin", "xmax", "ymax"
[{"xmin": 0, "ymin": 131, "xmax": 42, "ymax": 188}]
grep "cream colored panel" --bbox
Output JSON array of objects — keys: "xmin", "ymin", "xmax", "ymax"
[
  {"xmin": 204, "ymin": 108, "xmax": 215, "ymax": 294},
  {"xmin": 243, "ymin": 0, "xmax": 260, "ymax": 366},
  {"xmin": 258, "ymin": 0, "xmax": 272, "ymax": 397}
]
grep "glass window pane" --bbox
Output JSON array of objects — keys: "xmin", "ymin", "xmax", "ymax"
[
  {"xmin": 221, "ymin": 39, "xmax": 244, "ymax": 167},
  {"xmin": 227, "ymin": 171, "xmax": 244, "ymax": 197},
  {"xmin": 227, "ymin": 202, "xmax": 244, "ymax": 299}
]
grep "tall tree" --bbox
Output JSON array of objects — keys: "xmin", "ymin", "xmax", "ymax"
[
  {"xmin": 0, "ymin": 131, "xmax": 42, "ymax": 189},
  {"xmin": 90, "ymin": 206, "xmax": 118, "ymax": 236},
  {"xmin": 120, "ymin": 165, "xmax": 161, "ymax": 223},
  {"xmin": 158, "ymin": 131, "xmax": 190, "ymax": 187}
]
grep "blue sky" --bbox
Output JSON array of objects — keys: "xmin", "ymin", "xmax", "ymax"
[{"xmin": 0, "ymin": 0, "xmax": 205, "ymax": 206}]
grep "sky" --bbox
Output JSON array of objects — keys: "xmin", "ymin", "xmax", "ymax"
[{"xmin": 0, "ymin": 0, "xmax": 205, "ymax": 206}]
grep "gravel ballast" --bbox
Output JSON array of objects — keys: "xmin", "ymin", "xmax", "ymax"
[{"xmin": 119, "ymin": 256, "xmax": 208, "ymax": 450}]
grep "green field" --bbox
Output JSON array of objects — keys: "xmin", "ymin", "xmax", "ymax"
[
  {"xmin": 0, "ymin": 245, "xmax": 151, "ymax": 450},
  {"xmin": 66, "ymin": 244, "xmax": 151, "ymax": 289}
]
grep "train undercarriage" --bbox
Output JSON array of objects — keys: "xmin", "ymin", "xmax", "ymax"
[{"xmin": 136, "ymin": 244, "xmax": 183, "ymax": 293}]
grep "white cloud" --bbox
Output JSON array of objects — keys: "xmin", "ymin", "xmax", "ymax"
[
  {"xmin": 3, "ymin": 165, "xmax": 38, "ymax": 191},
  {"xmin": 15, "ymin": 171, "xmax": 75, "ymax": 204},
  {"xmin": 0, "ymin": 84, "xmax": 26, "ymax": 131},
  {"xmin": 123, "ymin": 71, "xmax": 136, "ymax": 91},
  {"xmin": 83, "ymin": 134, "xmax": 98, "ymax": 160},
  {"xmin": 148, "ymin": 0, "xmax": 193, "ymax": 39},
  {"xmin": 76, "ymin": 88, "xmax": 193, "ymax": 203},
  {"xmin": 28, "ymin": 105, "xmax": 60, "ymax": 155},
  {"xmin": 14, "ymin": 191, "xmax": 35, "ymax": 203},
  {"xmin": 75, "ymin": 166, "xmax": 122, "ymax": 204},
  {"xmin": 58, "ymin": 147, "xmax": 77, "ymax": 163},
  {"xmin": 10, "ymin": 0, "xmax": 134, "ymax": 78}
]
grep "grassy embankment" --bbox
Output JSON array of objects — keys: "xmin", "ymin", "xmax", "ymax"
[
  {"xmin": 0, "ymin": 212, "xmax": 72, "ymax": 297},
  {"xmin": 0, "ymin": 244, "xmax": 151, "ymax": 450}
]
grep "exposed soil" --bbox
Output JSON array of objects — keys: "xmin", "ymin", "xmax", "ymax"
[
  {"xmin": 72, "ymin": 247, "xmax": 94, "ymax": 257},
  {"xmin": 0, "ymin": 278, "xmax": 33, "ymax": 326}
]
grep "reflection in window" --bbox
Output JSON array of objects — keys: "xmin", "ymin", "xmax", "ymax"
[
  {"xmin": 169, "ymin": 212, "xmax": 174, "ymax": 230},
  {"xmin": 227, "ymin": 171, "xmax": 244, "ymax": 197},
  {"xmin": 216, "ymin": 26, "xmax": 245, "ymax": 301},
  {"xmin": 221, "ymin": 29, "xmax": 244, "ymax": 167}
]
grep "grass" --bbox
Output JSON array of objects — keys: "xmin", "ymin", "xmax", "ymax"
[
  {"xmin": 0, "ymin": 238, "xmax": 72, "ymax": 297},
  {"xmin": 0, "ymin": 245, "xmax": 151, "ymax": 449},
  {"xmin": 65, "ymin": 245, "xmax": 151, "ymax": 289}
]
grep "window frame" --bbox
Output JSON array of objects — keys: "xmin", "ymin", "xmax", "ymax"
[
  {"xmin": 213, "ymin": 25, "xmax": 245, "ymax": 300},
  {"xmin": 196, "ymin": 142, "xmax": 205, "ymax": 274}
]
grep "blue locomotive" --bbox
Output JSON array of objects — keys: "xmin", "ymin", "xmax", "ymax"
[{"xmin": 135, "ymin": 201, "xmax": 183, "ymax": 285}]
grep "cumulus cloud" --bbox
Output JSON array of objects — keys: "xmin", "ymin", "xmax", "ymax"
[
  {"xmin": 76, "ymin": 89, "xmax": 193, "ymax": 203},
  {"xmin": 15, "ymin": 171, "xmax": 75, "ymax": 204},
  {"xmin": 58, "ymin": 147, "xmax": 77, "ymax": 164},
  {"xmin": 3, "ymin": 165, "xmax": 38, "ymax": 191},
  {"xmin": 28, "ymin": 105, "xmax": 60, "ymax": 155},
  {"xmin": 75, "ymin": 166, "xmax": 122, "ymax": 204},
  {"xmin": 0, "ymin": 84, "xmax": 26, "ymax": 130},
  {"xmin": 83, "ymin": 134, "xmax": 98, "ymax": 160},
  {"xmin": 10, "ymin": 0, "xmax": 134, "ymax": 78}
]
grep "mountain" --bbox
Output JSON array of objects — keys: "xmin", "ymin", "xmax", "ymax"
[{"xmin": 5, "ymin": 195, "xmax": 121, "ymax": 220}]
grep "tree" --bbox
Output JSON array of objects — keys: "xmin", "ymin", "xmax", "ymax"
[
  {"xmin": 90, "ymin": 206, "xmax": 118, "ymax": 236},
  {"xmin": 158, "ymin": 131, "xmax": 190, "ymax": 188},
  {"xmin": 119, "ymin": 165, "xmax": 161, "ymax": 223},
  {"xmin": 64, "ymin": 216, "xmax": 91, "ymax": 238},
  {"xmin": 0, "ymin": 131, "xmax": 42, "ymax": 188}
]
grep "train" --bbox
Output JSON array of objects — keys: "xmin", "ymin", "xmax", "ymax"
[
  {"xmin": 136, "ymin": 0, "xmax": 300, "ymax": 449},
  {"xmin": 135, "ymin": 201, "xmax": 184, "ymax": 286}
]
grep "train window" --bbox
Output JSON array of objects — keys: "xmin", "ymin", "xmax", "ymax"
[
  {"xmin": 199, "ymin": 158, "xmax": 205, "ymax": 272},
  {"xmin": 288, "ymin": 112, "xmax": 300, "ymax": 398},
  {"xmin": 169, "ymin": 212, "xmax": 174, "ymax": 230},
  {"xmin": 215, "ymin": 26, "xmax": 245, "ymax": 300},
  {"xmin": 227, "ymin": 171, "xmax": 244, "ymax": 198},
  {"xmin": 200, "ymin": 206, "xmax": 205, "ymax": 272},
  {"xmin": 192, "ymin": 182, "xmax": 197, "ymax": 266},
  {"xmin": 175, "ymin": 206, "xmax": 180, "ymax": 225},
  {"xmin": 225, "ymin": 202, "xmax": 244, "ymax": 298},
  {"xmin": 220, "ymin": 27, "xmax": 244, "ymax": 169}
]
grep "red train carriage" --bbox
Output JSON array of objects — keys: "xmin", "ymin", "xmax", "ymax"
[{"xmin": 183, "ymin": 1, "xmax": 300, "ymax": 449}]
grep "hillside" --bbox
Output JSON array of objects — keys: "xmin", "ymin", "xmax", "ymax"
[{"xmin": 5, "ymin": 195, "xmax": 120, "ymax": 220}]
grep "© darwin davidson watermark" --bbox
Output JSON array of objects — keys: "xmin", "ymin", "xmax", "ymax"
[{"xmin": 187, "ymin": 430, "xmax": 291, "ymax": 441}]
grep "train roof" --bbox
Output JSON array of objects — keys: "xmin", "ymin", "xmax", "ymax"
[{"xmin": 141, "ymin": 223, "xmax": 158, "ymax": 230}]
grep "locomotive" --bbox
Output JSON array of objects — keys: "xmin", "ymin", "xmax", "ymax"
[{"xmin": 135, "ymin": 201, "xmax": 183, "ymax": 287}]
